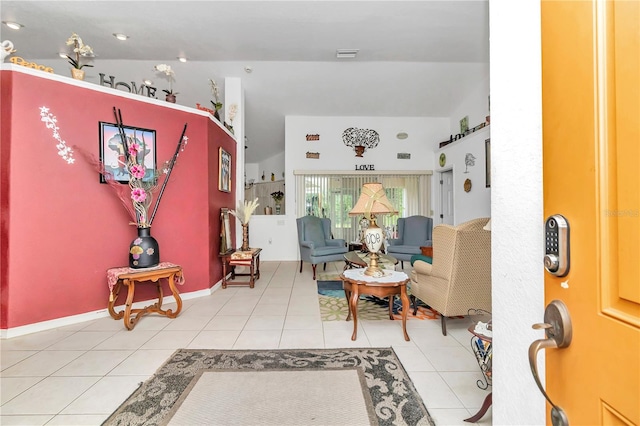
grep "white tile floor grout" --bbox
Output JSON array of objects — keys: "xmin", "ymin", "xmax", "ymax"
[{"xmin": 0, "ymin": 261, "xmax": 492, "ymax": 426}]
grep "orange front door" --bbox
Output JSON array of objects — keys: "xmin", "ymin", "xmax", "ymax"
[{"xmin": 541, "ymin": 0, "xmax": 639, "ymax": 425}]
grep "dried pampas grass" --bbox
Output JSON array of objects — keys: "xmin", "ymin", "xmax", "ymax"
[{"xmin": 230, "ymin": 198, "xmax": 259, "ymax": 224}]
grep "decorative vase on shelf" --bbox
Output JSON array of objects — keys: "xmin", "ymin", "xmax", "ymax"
[
  {"xmin": 214, "ymin": 110, "xmax": 220, "ymax": 121},
  {"xmin": 275, "ymin": 203, "xmax": 282, "ymax": 215},
  {"xmin": 241, "ymin": 223, "xmax": 250, "ymax": 251},
  {"xmin": 70, "ymin": 68, "xmax": 85, "ymax": 80},
  {"xmin": 165, "ymin": 93, "xmax": 176, "ymax": 103},
  {"xmin": 129, "ymin": 227, "xmax": 160, "ymax": 268}
]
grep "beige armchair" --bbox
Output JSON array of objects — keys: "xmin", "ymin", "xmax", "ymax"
[{"xmin": 409, "ymin": 217, "xmax": 491, "ymax": 335}]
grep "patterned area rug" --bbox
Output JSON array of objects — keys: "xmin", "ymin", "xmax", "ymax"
[
  {"xmin": 317, "ymin": 280, "xmax": 442, "ymax": 321},
  {"xmin": 317, "ymin": 271, "xmax": 343, "ymax": 281},
  {"xmin": 103, "ymin": 348, "xmax": 435, "ymax": 426}
]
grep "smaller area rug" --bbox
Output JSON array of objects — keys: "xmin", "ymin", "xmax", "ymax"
[
  {"xmin": 318, "ymin": 280, "xmax": 442, "ymax": 322},
  {"xmin": 103, "ymin": 348, "xmax": 435, "ymax": 426},
  {"xmin": 317, "ymin": 271, "xmax": 343, "ymax": 281}
]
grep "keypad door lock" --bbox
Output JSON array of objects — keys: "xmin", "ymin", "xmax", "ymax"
[{"xmin": 544, "ymin": 215, "xmax": 570, "ymax": 277}]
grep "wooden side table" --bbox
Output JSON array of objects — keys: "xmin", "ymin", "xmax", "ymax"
[
  {"xmin": 107, "ymin": 262, "xmax": 183, "ymax": 330},
  {"xmin": 340, "ymin": 269, "xmax": 410, "ymax": 341},
  {"xmin": 219, "ymin": 248, "xmax": 262, "ymax": 288}
]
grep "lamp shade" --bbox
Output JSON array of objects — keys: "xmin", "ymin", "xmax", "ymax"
[{"xmin": 349, "ymin": 182, "xmax": 397, "ymax": 217}]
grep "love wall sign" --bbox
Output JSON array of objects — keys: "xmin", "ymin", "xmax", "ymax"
[{"xmin": 355, "ymin": 164, "xmax": 375, "ymax": 171}]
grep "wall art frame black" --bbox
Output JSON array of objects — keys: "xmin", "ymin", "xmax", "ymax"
[{"xmin": 99, "ymin": 121, "xmax": 157, "ymax": 184}]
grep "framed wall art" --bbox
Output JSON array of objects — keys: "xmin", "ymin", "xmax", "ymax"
[
  {"xmin": 219, "ymin": 147, "xmax": 232, "ymax": 192},
  {"xmin": 219, "ymin": 207, "xmax": 233, "ymax": 253},
  {"xmin": 459, "ymin": 116, "xmax": 469, "ymax": 134},
  {"xmin": 99, "ymin": 122, "xmax": 156, "ymax": 184}
]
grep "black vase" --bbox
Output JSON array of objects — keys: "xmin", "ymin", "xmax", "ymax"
[{"xmin": 129, "ymin": 227, "xmax": 160, "ymax": 268}]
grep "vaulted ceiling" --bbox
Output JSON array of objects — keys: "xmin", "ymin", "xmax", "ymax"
[{"xmin": 1, "ymin": 1, "xmax": 490, "ymax": 162}]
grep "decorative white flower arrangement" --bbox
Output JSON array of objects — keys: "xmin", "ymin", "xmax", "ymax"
[
  {"xmin": 66, "ymin": 33, "xmax": 94, "ymax": 69},
  {"xmin": 209, "ymin": 78, "xmax": 222, "ymax": 111},
  {"xmin": 154, "ymin": 64, "xmax": 178, "ymax": 95},
  {"xmin": 228, "ymin": 103, "xmax": 238, "ymax": 124},
  {"xmin": 230, "ymin": 198, "xmax": 260, "ymax": 225}
]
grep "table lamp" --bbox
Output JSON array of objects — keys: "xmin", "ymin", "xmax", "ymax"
[{"xmin": 349, "ymin": 182, "xmax": 398, "ymax": 277}]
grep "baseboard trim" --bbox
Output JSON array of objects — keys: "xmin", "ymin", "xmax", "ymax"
[{"xmin": 1, "ymin": 280, "xmax": 223, "ymax": 339}]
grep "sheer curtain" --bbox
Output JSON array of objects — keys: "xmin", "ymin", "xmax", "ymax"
[{"xmin": 294, "ymin": 171, "xmax": 432, "ymax": 244}]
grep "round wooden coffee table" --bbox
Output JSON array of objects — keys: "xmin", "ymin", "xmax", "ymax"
[
  {"xmin": 339, "ymin": 269, "xmax": 410, "ymax": 341},
  {"xmin": 343, "ymin": 251, "xmax": 398, "ymax": 270}
]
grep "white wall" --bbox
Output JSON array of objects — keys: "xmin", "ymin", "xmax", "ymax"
[
  {"xmin": 246, "ymin": 151, "xmax": 286, "ymax": 184},
  {"xmin": 246, "ymin": 214, "xmax": 298, "ymax": 261},
  {"xmin": 244, "ymin": 162, "xmax": 259, "ymax": 186},
  {"xmin": 224, "ymin": 77, "xmax": 246, "ymax": 250},
  {"xmin": 285, "ymin": 116, "xmax": 448, "ymax": 173},
  {"xmin": 448, "ymin": 74, "xmax": 491, "ymax": 137},
  {"xmin": 433, "ymin": 126, "xmax": 491, "ymax": 225},
  {"xmin": 491, "ymin": 0, "xmax": 546, "ymax": 424},
  {"xmin": 249, "ymin": 116, "xmax": 449, "ymax": 261}
]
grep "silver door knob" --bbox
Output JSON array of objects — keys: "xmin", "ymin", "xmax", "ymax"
[
  {"xmin": 544, "ymin": 254, "xmax": 559, "ymax": 272},
  {"xmin": 528, "ymin": 300, "xmax": 572, "ymax": 426}
]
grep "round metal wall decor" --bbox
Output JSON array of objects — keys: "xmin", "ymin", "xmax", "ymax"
[{"xmin": 464, "ymin": 178, "xmax": 472, "ymax": 192}]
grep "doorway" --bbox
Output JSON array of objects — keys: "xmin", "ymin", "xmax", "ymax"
[{"xmin": 440, "ymin": 169, "xmax": 454, "ymax": 225}]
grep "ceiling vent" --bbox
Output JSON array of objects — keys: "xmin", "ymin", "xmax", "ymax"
[{"xmin": 336, "ymin": 49, "xmax": 359, "ymax": 59}]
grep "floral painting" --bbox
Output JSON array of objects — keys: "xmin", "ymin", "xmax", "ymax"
[{"xmin": 99, "ymin": 122, "xmax": 156, "ymax": 184}]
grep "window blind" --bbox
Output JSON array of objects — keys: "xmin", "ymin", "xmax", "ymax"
[{"xmin": 294, "ymin": 171, "xmax": 432, "ymax": 244}]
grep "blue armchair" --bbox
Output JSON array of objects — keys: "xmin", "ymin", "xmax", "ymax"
[
  {"xmin": 296, "ymin": 215, "xmax": 347, "ymax": 280},
  {"xmin": 387, "ymin": 215, "xmax": 434, "ymax": 268}
]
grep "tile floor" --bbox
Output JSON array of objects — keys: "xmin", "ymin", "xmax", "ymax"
[{"xmin": 0, "ymin": 261, "xmax": 492, "ymax": 426}]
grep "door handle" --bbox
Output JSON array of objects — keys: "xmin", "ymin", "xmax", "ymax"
[{"xmin": 528, "ymin": 300, "xmax": 572, "ymax": 426}]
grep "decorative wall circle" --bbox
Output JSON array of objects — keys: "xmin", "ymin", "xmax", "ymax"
[
  {"xmin": 464, "ymin": 178, "xmax": 472, "ymax": 192},
  {"xmin": 439, "ymin": 153, "xmax": 446, "ymax": 167}
]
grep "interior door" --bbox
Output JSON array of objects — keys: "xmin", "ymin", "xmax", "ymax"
[
  {"xmin": 440, "ymin": 170, "xmax": 454, "ymax": 225},
  {"xmin": 541, "ymin": 1, "xmax": 639, "ymax": 424}
]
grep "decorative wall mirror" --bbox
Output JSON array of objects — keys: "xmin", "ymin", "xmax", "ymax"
[{"xmin": 220, "ymin": 208, "xmax": 233, "ymax": 253}]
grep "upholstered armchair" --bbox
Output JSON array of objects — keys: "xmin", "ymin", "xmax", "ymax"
[
  {"xmin": 296, "ymin": 215, "xmax": 347, "ymax": 280},
  {"xmin": 409, "ymin": 217, "xmax": 491, "ymax": 335},
  {"xmin": 387, "ymin": 215, "xmax": 433, "ymax": 268}
]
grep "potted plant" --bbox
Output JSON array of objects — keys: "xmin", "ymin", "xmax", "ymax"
[
  {"xmin": 271, "ymin": 190, "xmax": 284, "ymax": 214},
  {"xmin": 154, "ymin": 64, "xmax": 178, "ymax": 102},
  {"xmin": 66, "ymin": 33, "xmax": 94, "ymax": 80},
  {"xmin": 209, "ymin": 78, "xmax": 222, "ymax": 120},
  {"xmin": 230, "ymin": 198, "xmax": 260, "ymax": 251}
]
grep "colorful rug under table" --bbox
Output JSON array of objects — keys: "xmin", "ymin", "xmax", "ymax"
[{"xmin": 317, "ymin": 280, "xmax": 442, "ymax": 322}]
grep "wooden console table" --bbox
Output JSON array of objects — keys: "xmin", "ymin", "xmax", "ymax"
[
  {"xmin": 107, "ymin": 262, "xmax": 183, "ymax": 330},
  {"xmin": 340, "ymin": 268, "xmax": 410, "ymax": 341},
  {"xmin": 219, "ymin": 248, "xmax": 262, "ymax": 288}
]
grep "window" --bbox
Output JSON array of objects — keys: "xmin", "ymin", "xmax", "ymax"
[{"xmin": 294, "ymin": 171, "xmax": 431, "ymax": 243}]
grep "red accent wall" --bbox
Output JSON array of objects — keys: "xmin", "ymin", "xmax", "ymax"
[{"xmin": 0, "ymin": 69, "xmax": 236, "ymax": 330}]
